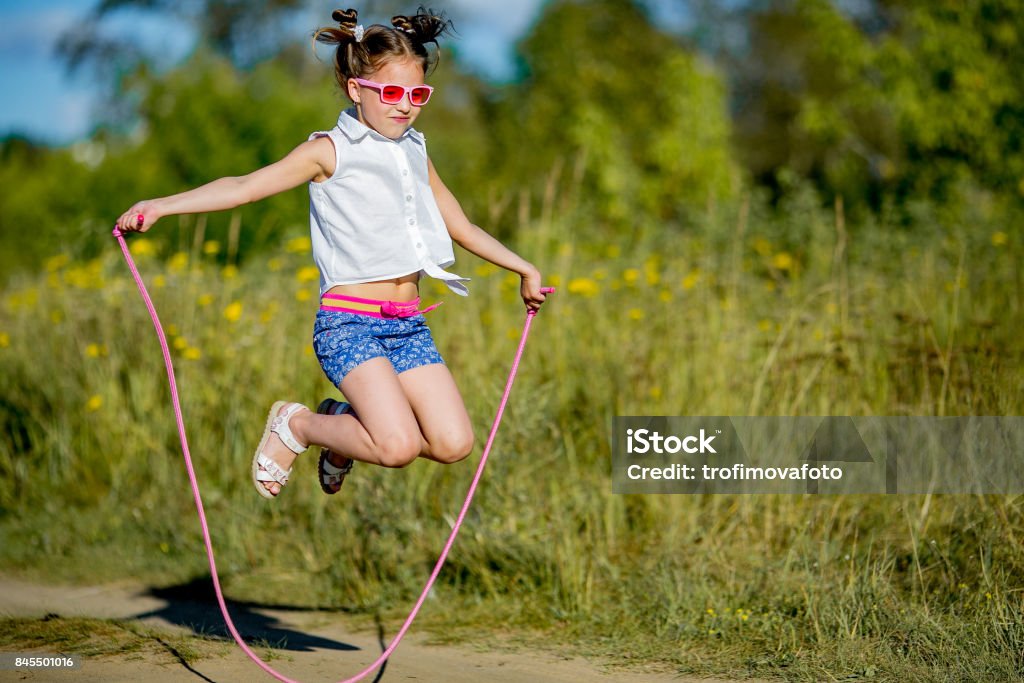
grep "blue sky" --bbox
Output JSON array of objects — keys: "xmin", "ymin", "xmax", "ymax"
[{"xmin": 0, "ymin": 0, "xmax": 548, "ymax": 145}]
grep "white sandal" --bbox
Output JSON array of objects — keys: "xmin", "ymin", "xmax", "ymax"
[{"xmin": 252, "ymin": 401, "xmax": 308, "ymax": 499}]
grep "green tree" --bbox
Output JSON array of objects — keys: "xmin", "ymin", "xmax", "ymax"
[
  {"xmin": 732, "ymin": 0, "xmax": 1024, "ymax": 213},
  {"xmin": 490, "ymin": 0, "xmax": 737, "ymax": 231},
  {"xmin": 873, "ymin": 0, "xmax": 1024, "ymax": 205},
  {"xmin": 734, "ymin": 0, "xmax": 894, "ymax": 207}
]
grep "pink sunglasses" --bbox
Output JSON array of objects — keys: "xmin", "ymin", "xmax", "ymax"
[{"xmin": 355, "ymin": 78, "xmax": 434, "ymax": 106}]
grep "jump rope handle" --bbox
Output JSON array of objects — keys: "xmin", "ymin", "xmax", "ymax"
[
  {"xmin": 530, "ymin": 286, "xmax": 556, "ymax": 317},
  {"xmin": 111, "ymin": 214, "xmax": 144, "ymax": 238}
]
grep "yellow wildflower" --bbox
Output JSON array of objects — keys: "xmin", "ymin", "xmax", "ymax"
[
  {"xmin": 296, "ymin": 266, "xmax": 320, "ymax": 283},
  {"xmin": 85, "ymin": 343, "xmax": 106, "ymax": 358},
  {"xmin": 0, "ymin": 332, "xmax": 9, "ymax": 348},
  {"xmin": 197, "ymin": 293, "xmax": 215, "ymax": 307},
  {"xmin": 268, "ymin": 257, "xmax": 283, "ymax": 272},
  {"xmin": 286, "ymin": 236, "xmax": 312, "ymax": 253},
  {"xmin": 131, "ymin": 239, "xmax": 156, "ymax": 257},
  {"xmin": 752, "ymin": 237, "xmax": 772, "ymax": 256},
  {"xmin": 223, "ymin": 301, "xmax": 243, "ymax": 322},
  {"xmin": 659, "ymin": 289, "xmax": 673, "ymax": 303},
  {"xmin": 183, "ymin": 347, "xmax": 202, "ymax": 360},
  {"xmin": 605, "ymin": 244, "xmax": 621, "ymax": 258},
  {"xmin": 45, "ymin": 254, "xmax": 71, "ymax": 272},
  {"xmin": 295, "ymin": 289, "xmax": 311, "ymax": 302},
  {"xmin": 757, "ymin": 319, "xmax": 773, "ymax": 332},
  {"xmin": 173, "ymin": 336, "xmax": 188, "ymax": 351},
  {"xmin": 86, "ymin": 395, "xmax": 103, "ymax": 412},
  {"xmin": 203, "ymin": 240, "xmax": 221, "ymax": 255},
  {"xmin": 63, "ymin": 260, "xmax": 104, "ymax": 289},
  {"xmin": 221, "ymin": 265, "xmax": 239, "ymax": 280},
  {"xmin": 772, "ymin": 252, "xmax": 794, "ymax": 271},
  {"xmin": 153, "ymin": 274, "xmax": 166, "ymax": 288},
  {"xmin": 628, "ymin": 308, "xmax": 644, "ymax": 320},
  {"xmin": 260, "ymin": 303, "xmax": 279, "ymax": 324},
  {"xmin": 567, "ymin": 277, "xmax": 600, "ymax": 297},
  {"xmin": 644, "ymin": 256, "xmax": 661, "ymax": 285},
  {"xmin": 8, "ymin": 287, "xmax": 39, "ymax": 310},
  {"xmin": 991, "ymin": 231, "xmax": 1008, "ymax": 247},
  {"xmin": 622, "ymin": 268, "xmax": 639, "ymax": 286},
  {"xmin": 682, "ymin": 271, "xmax": 700, "ymax": 291},
  {"xmin": 168, "ymin": 252, "xmax": 189, "ymax": 272}
]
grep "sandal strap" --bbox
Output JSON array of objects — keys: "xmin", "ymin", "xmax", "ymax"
[
  {"xmin": 318, "ymin": 398, "xmax": 353, "ymax": 417},
  {"xmin": 256, "ymin": 452, "xmax": 291, "ymax": 485},
  {"xmin": 321, "ymin": 456, "xmax": 353, "ymax": 476},
  {"xmin": 271, "ymin": 403, "xmax": 307, "ymax": 454}
]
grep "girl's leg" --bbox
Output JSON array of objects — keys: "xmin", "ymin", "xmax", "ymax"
[
  {"xmin": 300, "ymin": 356, "xmax": 426, "ymax": 468},
  {"xmin": 296, "ymin": 361, "xmax": 474, "ymax": 466},
  {"xmin": 278, "ymin": 360, "xmax": 473, "ymax": 473},
  {"xmin": 255, "ymin": 362, "xmax": 473, "ymax": 495},
  {"xmin": 255, "ymin": 357, "xmax": 422, "ymax": 495},
  {"xmin": 396, "ymin": 363, "xmax": 474, "ymax": 464}
]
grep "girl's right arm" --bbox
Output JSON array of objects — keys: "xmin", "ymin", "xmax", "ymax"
[{"xmin": 115, "ymin": 136, "xmax": 336, "ymax": 233}]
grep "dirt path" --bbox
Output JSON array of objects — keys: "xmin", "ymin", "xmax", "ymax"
[{"xmin": 0, "ymin": 575, "xmax": 756, "ymax": 683}]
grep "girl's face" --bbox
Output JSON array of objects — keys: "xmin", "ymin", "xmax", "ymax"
[{"xmin": 348, "ymin": 57, "xmax": 428, "ymax": 140}]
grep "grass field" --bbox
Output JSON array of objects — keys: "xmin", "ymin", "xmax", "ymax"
[{"xmin": 1, "ymin": 196, "xmax": 1022, "ymax": 681}]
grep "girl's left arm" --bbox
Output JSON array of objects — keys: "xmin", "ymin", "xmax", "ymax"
[{"xmin": 428, "ymin": 159, "xmax": 547, "ymax": 310}]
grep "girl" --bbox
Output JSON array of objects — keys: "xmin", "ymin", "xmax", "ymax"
[{"xmin": 115, "ymin": 7, "xmax": 547, "ymax": 499}]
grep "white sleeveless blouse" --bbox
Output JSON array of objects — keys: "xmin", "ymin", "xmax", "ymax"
[{"xmin": 308, "ymin": 108, "xmax": 469, "ymax": 296}]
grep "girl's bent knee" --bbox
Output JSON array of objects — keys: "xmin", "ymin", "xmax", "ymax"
[
  {"xmin": 432, "ymin": 432, "xmax": 474, "ymax": 465},
  {"xmin": 375, "ymin": 434, "xmax": 421, "ymax": 468}
]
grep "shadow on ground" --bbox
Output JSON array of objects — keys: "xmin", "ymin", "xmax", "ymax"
[{"xmin": 130, "ymin": 576, "xmax": 361, "ymax": 653}]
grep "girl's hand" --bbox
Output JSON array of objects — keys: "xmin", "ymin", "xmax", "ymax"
[
  {"xmin": 520, "ymin": 267, "xmax": 547, "ymax": 312},
  {"xmin": 115, "ymin": 201, "xmax": 161, "ymax": 233}
]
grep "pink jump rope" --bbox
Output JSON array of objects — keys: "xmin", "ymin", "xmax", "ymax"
[{"xmin": 113, "ymin": 215, "xmax": 554, "ymax": 683}]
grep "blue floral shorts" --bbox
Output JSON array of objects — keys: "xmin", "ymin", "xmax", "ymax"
[{"xmin": 312, "ymin": 310, "xmax": 445, "ymax": 387}]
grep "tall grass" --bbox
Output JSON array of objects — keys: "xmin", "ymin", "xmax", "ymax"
[{"xmin": 1, "ymin": 193, "xmax": 1022, "ymax": 681}]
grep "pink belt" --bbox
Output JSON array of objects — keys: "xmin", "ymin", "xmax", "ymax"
[{"xmin": 319, "ymin": 293, "xmax": 442, "ymax": 318}]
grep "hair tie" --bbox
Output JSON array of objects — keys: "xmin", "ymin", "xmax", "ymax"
[
  {"xmin": 391, "ymin": 15, "xmax": 415, "ymax": 34},
  {"xmin": 354, "ymin": 24, "xmax": 364, "ymax": 42}
]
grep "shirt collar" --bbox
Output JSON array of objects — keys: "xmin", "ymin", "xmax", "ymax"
[{"xmin": 336, "ymin": 108, "xmax": 425, "ymax": 145}]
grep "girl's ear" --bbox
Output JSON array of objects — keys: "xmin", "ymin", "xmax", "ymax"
[{"xmin": 347, "ymin": 77, "xmax": 361, "ymax": 104}]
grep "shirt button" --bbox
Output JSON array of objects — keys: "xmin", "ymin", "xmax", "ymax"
[
  {"xmin": 408, "ymin": 218, "xmax": 416, "ymax": 225},
  {"xmin": 406, "ymin": 194, "xmax": 413, "ymax": 202},
  {"xmin": 416, "ymin": 242, "xmax": 423, "ymax": 249},
  {"xmin": 402, "ymin": 169, "xmax": 409, "ymax": 176}
]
